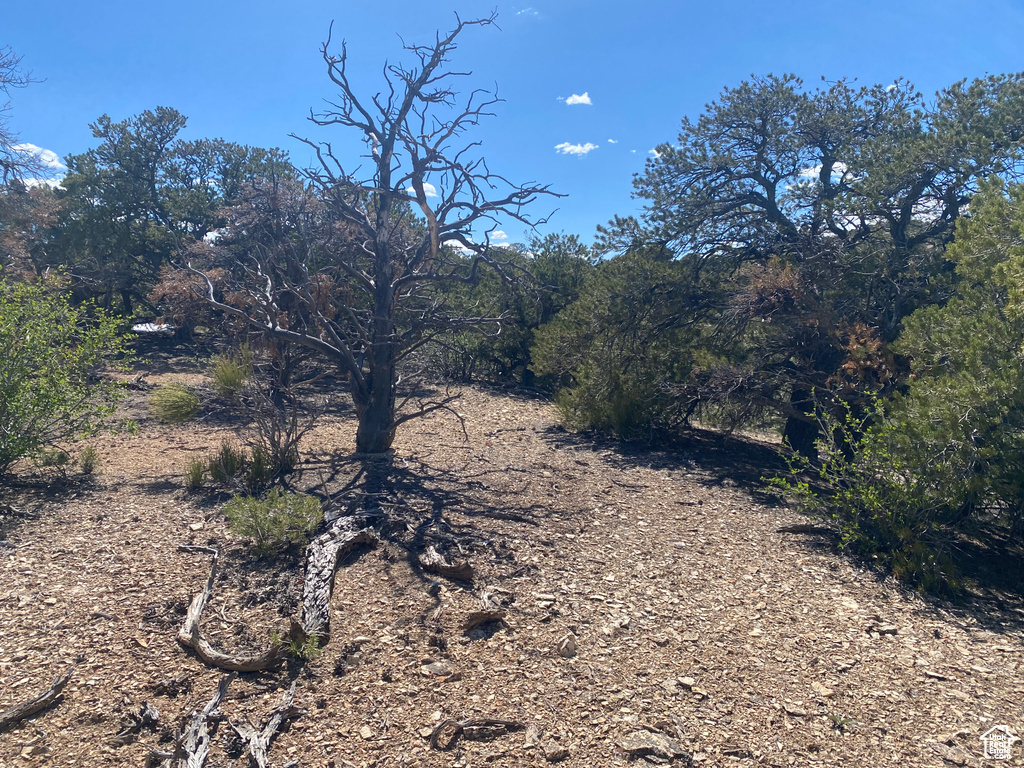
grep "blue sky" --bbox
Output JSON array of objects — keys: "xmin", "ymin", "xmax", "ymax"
[{"xmin": 6, "ymin": 0, "xmax": 1024, "ymax": 244}]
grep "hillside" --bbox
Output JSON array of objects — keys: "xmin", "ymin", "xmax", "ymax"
[{"xmin": 1, "ymin": 353, "xmax": 1024, "ymax": 768}]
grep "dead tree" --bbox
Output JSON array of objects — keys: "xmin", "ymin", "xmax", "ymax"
[{"xmin": 189, "ymin": 13, "xmax": 558, "ymax": 455}]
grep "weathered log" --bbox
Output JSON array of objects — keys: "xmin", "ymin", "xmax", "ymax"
[
  {"xmin": 419, "ymin": 544, "xmax": 473, "ymax": 581},
  {"xmin": 148, "ymin": 672, "xmax": 235, "ymax": 768},
  {"xmin": 177, "ymin": 546, "xmax": 286, "ymax": 672},
  {"xmin": 229, "ymin": 681, "xmax": 304, "ymax": 768},
  {"xmin": 299, "ymin": 516, "xmax": 377, "ymax": 639},
  {"xmin": 0, "ymin": 666, "xmax": 73, "ymax": 732}
]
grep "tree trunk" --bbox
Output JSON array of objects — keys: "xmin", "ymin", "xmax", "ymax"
[
  {"xmin": 354, "ymin": 367, "xmax": 396, "ymax": 454},
  {"xmin": 783, "ymin": 388, "xmax": 818, "ymax": 459}
]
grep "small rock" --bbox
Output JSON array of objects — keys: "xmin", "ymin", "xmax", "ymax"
[
  {"xmin": 558, "ymin": 633, "xmax": 577, "ymax": 658},
  {"xmin": 543, "ymin": 740, "xmax": 570, "ymax": 762},
  {"xmin": 618, "ymin": 730, "xmax": 688, "ymax": 759},
  {"xmin": 359, "ymin": 725, "xmax": 374, "ymax": 740},
  {"xmin": 189, "ymin": 522, "xmax": 204, "ymax": 531},
  {"xmin": 811, "ymin": 682, "xmax": 834, "ymax": 697},
  {"xmin": 678, "ymin": 676, "xmax": 696, "ymax": 690},
  {"xmin": 524, "ymin": 724, "xmax": 543, "ymax": 747},
  {"xmin": 419, "ymin": 727, "xmax": 434, "ymax": 739},
  {"xmin": 421, "ymin": 661, "xmax": 454, "ymax": 677}
]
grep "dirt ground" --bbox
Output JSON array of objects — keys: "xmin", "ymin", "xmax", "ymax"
[{"xmin": 2, "ymin": 347, "xmax": 1024, "ymax": 768}]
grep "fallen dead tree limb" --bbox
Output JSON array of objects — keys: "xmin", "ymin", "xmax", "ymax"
[
  {"xmin": 299, "ymin": 515, "xmax": 378, "ymax": 639},
  {"xmin": 177, "ymin": 546, "xmax": 285, "ymax": 672},
  {"xmin": 229, "ymin": 681, "xmax": 304, "ymax": 768},
  {"xmin": 429, "ymin": 717, "xmax": 525, "ymax": 750},
  {"xmin": 147, "ymin": 673, "xmax": 235, "ymax": 768},
  {"xmin": 0, "ymin": 666, "xmax": 73, "ymax": 732}
]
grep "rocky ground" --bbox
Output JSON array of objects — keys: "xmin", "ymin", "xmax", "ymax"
[{"xmin": 2, "ymin": 348, "xmax": 1024, "ymax": 767}]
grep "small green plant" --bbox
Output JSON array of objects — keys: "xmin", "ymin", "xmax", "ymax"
[
  {"xmin": 210, "ymin": 346, "xmax": 253, "ymax": 398},
  {"xmin": 246, "ymin": 443, "xmax": 274, "ymax": 491},
  {"xmin": 35, "ymin": 447, "xmax": 69, "ymax": 468},
  {"xmin": 183, "ymin": 456, "xmax": 206, "ymax": 492},
  {"xmin": 78, "ymin": 446, "xmax": 99, "ymax": 475},
  {"xmin": 208, "ymin": 442, "xmax": 247, "ymax": 485},
  {"xmin": 827, "ymin": 712, "xmax": 854, "ymax": 733},
  {"xmin": 149, "ymin": 383, "xmax": 200, "ymax": 423},
  {"xmin": 223, "ymin": 488, "xmax": 322, "ymax": 555}
]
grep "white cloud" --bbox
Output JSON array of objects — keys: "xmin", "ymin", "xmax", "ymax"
[
  {"xmin": 565, "ymin": 92, "xmax": 592, "ymax": 106},
  {"xmin": 886, "ymin": 83, "xmax": 898, "ymax": 92},
  {"xmin": 13, "ymin": 143, "xmax": 66, "ymax": 172},
  {"xmin": 648, "ymin": 148, "xmax": 662, "ymax": 158},
  {"xmin": 516, "ymin": 6, "xmax": 538, "ymax": 15},
  {"xmin": 490, "ymin": 230, "xmax": 508, "ymax": 241},
  {"xmin": 406, "ymin": 181, "xmax": 438, "ymax": 198},
  {"xmin": 555, "ymin": 141, "xmax": 599, "ymax": 157},
  {"xmin": 607, "ymin": 139, "xmax": 618, "ymax": 144},
  {"xmin": 798, "ymin": 162, "xmax": 849, "ymax": 179}
]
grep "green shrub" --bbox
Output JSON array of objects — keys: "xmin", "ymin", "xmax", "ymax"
[
  {"xmin": 183, "ymin": 456, "xmax": 206, "ymax": 491},
  {"xmin": 0, "ymin": 281, "xmax": 129, "ymax": 476},
  {"xmin": 210, "ymin": 346, "xmax": 253, "ymax": 398},
  {"xmin": 149, "ymin": 383, "xmax": 200, "ymax": 423},
  {"xmin": 223, "ymin": 488, "xmax": 322, "ymax": 554},
  {"xmin": 35, "ymin": 447, "xmax": 69, "ymax": 468},
  {"xmin": 79, "ymin": 446, "xmax": 99, "ymax": 475},
  {"xmin": 246, "ymin": 443, "xmax": 274, "ymax": 492},
  {"xmin": 208, "ymin": 441, "xmax": 247, "ymax": 485}
]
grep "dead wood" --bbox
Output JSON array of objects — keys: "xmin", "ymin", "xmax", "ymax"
[
  {"xmin": 0, "ymin": 665, "xmax": 73, "ymax": 732},
  {"xmin": 177, "ymin": 546, "xmax": 286, "ymax": 672},
  {"xmin": 109, "ymin": 701, "xmax": 161, "ymax": 746},
  {"xmin": 229, "ymin": 681, "xmax": 304, "ymax": 768},
  {"xmin": 148, "ymin": 672, "xmax": 234, "ymax": 768},
  {"xmin": 462, "ymin": 609, "xmax": 506, "ymax": 632},
  {"xmin": 419, "ymin": 544, "xmax": 473, "ymax": 581},
  {"xmin": 429, "ymin": 717, "xmax": 525, "ymax": 750},
  {"xmin": 299, "ymin": 515, "xmax": 378, "ymax": 639}
]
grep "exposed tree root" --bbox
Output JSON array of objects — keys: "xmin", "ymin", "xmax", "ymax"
[
  {"xmin": 419, "ymin": 544, "xmax": 473, "ymax": 581},
  {"xmin": 0, "ymin": 666, "xmax": 73, "ymax": 733},
  {"xmin": 176, "ymin": 546, "xmax": 286, "ymax": 672},
  {"xmin": 229, "ymin": 681, "xmax": 304, "ymax": 767},
  {"xmin": 299, "ymin": 515, "xmax": 378, "ymax": 640},
  {"xmin": 147, "ymin": 673, "xmax": 234, "ymax": 768}
]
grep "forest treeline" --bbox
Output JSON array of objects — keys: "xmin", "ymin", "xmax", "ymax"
[{"xmin": 3, "ymin": 30, "xmax": 1024, "ymax": 590}]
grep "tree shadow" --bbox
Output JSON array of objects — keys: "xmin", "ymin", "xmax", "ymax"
[{"xmin": 537, "ymin": 423, "xmax": 791, "ymax": 505}]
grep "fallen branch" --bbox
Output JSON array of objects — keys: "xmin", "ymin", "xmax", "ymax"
[
  {"xmin": 0, "ymin": 666, "xmax": 73, "ymax": 732},
  {"xmin": 148, "ymin": 673, "xmax": 235, "ymax": 768},
  {"xmin": 299, "ymin": 516, "xmax": 378, "ymax": 640},
  {"xmin": 229, "ymin": 681, "xmax": 305, "ymax": 767},
  {"xmin": 429, "ymin": 717, "xmax": 525, "ymax": 750},
  {"xmin": 177, "ymin": 546, "xmax": 286, "ymax": 672}
]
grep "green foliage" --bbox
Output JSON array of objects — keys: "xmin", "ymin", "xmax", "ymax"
[
  {"xmin": 533, "ymin": 250, "xmax": 696, "ymax": 438},
  {"xmin": 433, "ymin": 234, "xmax": 594, "ymax": 387},
  {"xmin": 773, "ymin": 180, "xmax": 1024, "ymax": 592},
  {"xmin": 207, "ymin": 441, "xmax": 247, "ymax": 485},
  {"xmin": 210, "ymin": 345, "xmax": 253, "ymax": 398},
  {"xmin": 78, "ymin": 445, "xmax": 98, "ymax": 474},
  {"xmin": 0, "ymin": 280, "xmax": 128, "ymax": 476},
  {"xmin": 770, "ymin": 404, "xmax": 962, "ymax": 595},
  {"xmin": 586, "ymin": 72, "xmax": 1024, "ymax": 449},
  {"xmin": 223, "ymin": 488, "xmax": 322, "ymax": 555},
  {"xmin": 35, "ymin": 447, "xmax": 69, "ymax": 468},
  {"xmin": 148, "ymin": 382, "xmax": 200, "ymax": 423},
  {"xmin": 183, "ymin": 456, "xmax": 206, "ymax": 492}
]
